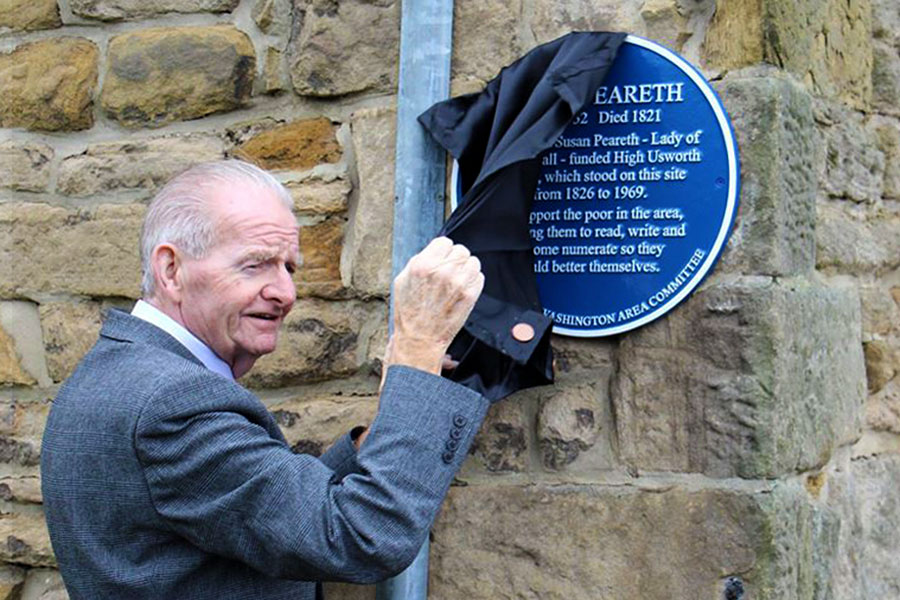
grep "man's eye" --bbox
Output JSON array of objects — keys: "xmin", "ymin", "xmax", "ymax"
[
  {"xmin": 244, "ymin": 263, "xmax": 261, "ymax": 271},
  {"xmin": 286, "ymin": 263, "xmax": 296, "ymax": 275}
]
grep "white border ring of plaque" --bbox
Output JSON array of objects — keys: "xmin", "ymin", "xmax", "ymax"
[{"xmin": 451, "ymin": 35, "xmax": 740, "ymax": 338}]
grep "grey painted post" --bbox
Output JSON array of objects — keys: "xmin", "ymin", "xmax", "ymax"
[{"xmin": 376, "ymin": 1, "xmax": 454, "ymax": 599}]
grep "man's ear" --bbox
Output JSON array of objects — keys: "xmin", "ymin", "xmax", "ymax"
[{"xmin": 150, "ymin": 244, "xmax": 185, "ymax": 302}]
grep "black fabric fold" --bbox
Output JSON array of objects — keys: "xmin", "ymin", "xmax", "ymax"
[{"xmin": 420, "ymin": 31, "xmax": 626, "ymax": 401}]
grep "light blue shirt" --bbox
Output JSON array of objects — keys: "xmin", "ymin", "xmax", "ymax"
[{"xmin": 131, "ymin": 300, "xmax": 234, "ymax": 380}]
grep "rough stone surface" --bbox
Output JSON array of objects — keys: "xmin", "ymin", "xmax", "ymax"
[
  {"xmin": 269, "ymin": 393, "xmax": 376, "ymax": 456},
  {"xmin": 431, "ymin": 482, "xmax": 815, "ymax": 600},
  {"xmin": 0, "ymin": 564, "xmax": 25, "ymax": 600},
  {"xmin": 19, "ymin": 568, "xmax": 67, "ymax": 600},
  {"xmin": 253, "ymin": 0, "xmax": 292, "ymax": 38},
  {"xmin": 38, "ymin": 302, "xmax": 103, "ymax": 383},
  {"xmin": 864, "ymin": 340, "xmax": 897, "ymax": 394},
  {"xmin": 241, "ymin": 298, "xmax": 385, "ymax": 388},
  {"xmin": 0, "ymin": 302, "xmax": 49, "ymax": 388},
  {"xmin": 232, "ymin": 117, "xmax": 341, "ymax": 171},
  {"xmin": 467, "ymin": 398, "xmax": 531, "ymax": 473},
  {"xmin": 0, "ymin": 0, "xmax": 60, "ymax": 31},
  {"xmin": 297, "ymin": 216, "xmax": 345, "ymax": 298},
  {"xmin": 451, "ymin": 0, "xmax": 522, "ymax": 85},
  {"xmin": 0, "ymin": 38, "xmax": 98, "ymax": 132},
  {"xmin": 827, "ymin": 454, "xmax": 900, "ymax": 599},
  {"xmin": 289, "ymin": 0, "xmax": 399, "ymax": 97},
  {"xmin": 101, "ymin": 26, "xmax": 255, "ymax": 128},
  {"xmin": 866, "ymin": 379, "xmax": 900, "ymax": 434},
  {"xmin": 819, "ymin": 106, "xmax": 884, "ymax": 203},
  {"xmin": 869, "ymin": 114, "xmax": 900, "ymax": 200},
  {"xmin": 0, "ymin": 513, "xmax": 54, "ymax": 568},
  {"xmin": 872, "ymin": 40, "xmax": 900, "ymax": 118},
  {"xmin": 0, "ymin": 203, "xmax": 144, "ymax": 299},
  {"xmin": 262, "ymin": 46, "xmax": 285, "ymax": 94},
  {"xmin": 816, "ymin": 201, "xmax": 900, "ymax": 275},
  {"xmin": 0, "ymin": 475, "xmax": 42, "ymax": 505},
  {"xmin": 613, "ymin": 276, "xmax": 866, "ymax": 479},
  {"xmin": 640, "ymin": 0, "xmax": 693, "ymax": 53},
  {"xmin": 0, "ymin": 142, "xmax": 53, "ymax": 193},
  {"xmin": 859, "ymin": 284, "xmax": 900, "ymax": 339},
  {"xmin": 538, "ymin": 377, "xmax": 608, "ymax": 471},
  {"xmin": 0, "ymin": 325, "xmax": 33, "ymax": 386},
  {"xmin": 70, "ymin": 0, "xmax": 239, "ymax": 21},
  {"xmin": 286, "ymin": 175, "xmax": 351, "ymax": 215},
  {"xmin": 704, "ymin": 0, "xmax": 872, "ymax": 109},
  {"xmin": 530, "ymin": 0, "xmax": 645, "ymax": 46},
  {"xmin": 346, "ymin": 107, "xmax": 395, "ymax": 297},
  {"xmin": 58, "ymin": 135, "xmax": 224, "ymax": 197},
  {"xmin": 715, "ymin": 71, "xmax": 818, "ymax": 277}
]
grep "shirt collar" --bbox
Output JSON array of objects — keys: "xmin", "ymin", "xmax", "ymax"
[{"xmin": 131, "ymin": 300, "xmax": 235, "ymax": 380}]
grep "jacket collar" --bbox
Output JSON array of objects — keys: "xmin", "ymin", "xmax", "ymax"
[{"xmin": 100, "ymin": 308, "xmax": 204, "ymax": 368}]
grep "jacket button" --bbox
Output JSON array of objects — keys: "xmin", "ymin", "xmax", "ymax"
[
  {"xmin": 446, "ymin": 438, "xmax": 460, "ymax": 451},
  {"xmin": 441, "ymin": 451, "xmax": 455, "ymax": 464},
  {"xmin": 449, "ymin": 427, "xmax": 463, "ymax": 440},
  {"xmin": 511, "ymin": 322, "xmax": 535, "ymax": 342},
  {"xmin": 453, "ymin": 414, "xmax": 467, "ymax": 428}
]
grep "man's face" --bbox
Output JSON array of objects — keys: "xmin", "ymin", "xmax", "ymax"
[{"xmin": 176, "ymin": 183, "xmax": 299, "ymax": 376}]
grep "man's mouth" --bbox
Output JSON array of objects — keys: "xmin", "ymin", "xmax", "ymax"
[{"xmin": 248, "ymin": 313, "xmax": 280, "ymax": 321}]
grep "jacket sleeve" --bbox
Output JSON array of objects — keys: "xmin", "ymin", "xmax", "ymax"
[{"xmin": 134, "ymin": 365, "xmax": 488, "ymax": 583}]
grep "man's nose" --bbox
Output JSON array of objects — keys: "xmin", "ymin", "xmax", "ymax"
[{"xmin": 263, "ymin": 265, "xmax": 297, "ymax": 309}]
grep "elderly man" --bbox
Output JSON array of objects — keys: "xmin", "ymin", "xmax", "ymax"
[{"xmin": 41, "ymin": 160, "xmax": 488, "ymax": 599}]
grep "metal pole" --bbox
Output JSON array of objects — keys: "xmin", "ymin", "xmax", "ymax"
[{"xmin": 376, "ymin": 1, "xmax": 454, "ymax": 599}]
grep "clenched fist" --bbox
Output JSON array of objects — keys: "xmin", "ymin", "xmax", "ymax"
[{"xmin": 386, "ymin": 237, "xmax": 484, "ymax": 375}]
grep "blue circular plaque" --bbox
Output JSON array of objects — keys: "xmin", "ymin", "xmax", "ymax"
[{"xmin": 524, "ymin": 35, "xmax": 739, "ymax": 337}]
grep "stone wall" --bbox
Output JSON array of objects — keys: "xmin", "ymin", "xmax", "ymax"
[{"xmin": 0, "ymin": 0, "xmax": 897, "ymax": 598}]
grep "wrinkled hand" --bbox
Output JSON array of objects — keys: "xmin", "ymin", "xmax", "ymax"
[{"xmin": 385, "ymin": 237, "xmax": 484, "ymax": 375}]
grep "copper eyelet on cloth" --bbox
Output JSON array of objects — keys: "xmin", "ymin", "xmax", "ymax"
[{"xmin": 511, "ymin": 322, "xmax": 535, "ymax": 342}]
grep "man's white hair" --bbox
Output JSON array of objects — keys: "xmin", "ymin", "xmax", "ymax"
[{"xmin": 140, "ymin": 159, "xmax": 294, "ymax": 298}]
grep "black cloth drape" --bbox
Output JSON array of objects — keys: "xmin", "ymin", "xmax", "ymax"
[{"xmin": 419, "ymin": 31, "xmax": 627, "ymax": 402}]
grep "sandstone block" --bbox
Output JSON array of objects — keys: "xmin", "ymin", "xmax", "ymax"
[
  {"xmin": 0, "ymin": 141, "xmax": 53, "ymax": 193},
  {"xmin": 869, "ymin": 115, "xmax": 900, "ymax": 200},
  {"xmin": 467, "ymin": 397, "xmax": 531, "ymax": 473},
  {"xmin": 346, "ymin": 107, "xmax": 395, "ymax": 297},
  {"xmin": 452, "ymin": 0, "xmax": 522, "ymax": 84},
  {"xmin": 550, "ymin": 336, "xmax": 616, "ymax": 373},
  {"xmin": 289, "ymin": 0, "xmax": 399, "ymax": 97},
  {"xmin": 101, "ymin": 26, "xmax": 255, "ymax": 128},
  {"xmin": 613, "ymin": 276, "xmax": 866, "ymax": 479},
  {"xmin": 0, "ymin": 512, "xmax": 54, "ymax": 567},
  {"xmin": 640, "ymin": 0, "xmax": 692, "ymax": 53},
  {"xmin": 0, "ymin": 0, "xmax": 60, "ymax": 31},
  {"xmin": 538, "ymin": 375, "xmax": 609, "ymax": 471},
  {"xmin": 820, "ymin": 106, "xmax": 884, "ymax": 203},
  {"xmin": 816, "ymin": 201, "xmax": 900, "ymax": 275},
  {"xmin": 0, "ymin": 302, "xmax": 50, "ymax": 388},
  {"xmin": 262, "ymin": 47, "xmax": 285, "ymax": 94},
  {"xmin": 715, "ymin": 72, "xmax": 818, "ymax": 277},
  {"xmin": 286, "ymin": 175, "xmax": 351, "ymax": 215},
  {"xmin": 19, "ymin": 568, "xmax": 66, "ymax": 600},
  {"xmin": 0, "ymin": 38, "xmax": 98, "ymax": 131},
  {"xmin": 431, "ymin": 482, "xmax": 816, "ymax": 600},
  {"xmin": 530, "ymin": 0, "xmax": 644, "ymax": 46},
  {"xmin": 704, "ymin": 0, "xmax": 872, "ymax": 110},
  {"xmin": 0, "ymin": 564, "xmax": 25, "ymax": 600},
  {"xmin": 859, "ymin": 284, "xmax": 900, "ymax": 339},
  {"xmin": 872, "ymin": 40, "xmax": 900, "ymax": 118},
  {"xmin": 0, "ymin": 324, "xmax": 33, "ymax": 386},
  {"xmin": 71, "ymin": 0, "xmax": 239, "ymax": 21},
  {"xmin": 58, "ymin": 134, "xmax": 224, "ymax": 197},
  {"xmin": 268, "ymin": 393, "xmax": 376, "ymax": 456},
  {"xmin": 297, "ymin": 216, "xmax": 345, "ymax": 298},
  {"xmin": 866, "ymin": 379, "xmax": 900, "ymax": 434},
  {"xmin": 0, "ymin": 203, "xmax": 144, "ymax": 298},
  {"xmin": 240, "ymin": 298, "xmax": 386, "ymax": 388},
  {"xmin": 826, "ymin": 454, "xmax": 900, "ymax": 598},
  {"xmin": 232, "ymin": 117, "xmax": 341, "ymax": 171},
  {"xmin": 0, "ymin": 475, "xmax": 42, "ymax": 505},
  {"xmin": 39, "ymin": 301, "xmax": 102, "ymax": 383},
  {"xmin": 864, "ymin": 340, "xmax": 897, "ymax": 394},
  {"xmin": 252, "ymin": 0, "xmax": 292, "ymax": 38},
  {"xmin": 872, "ymin": 0, "xmax": 900, "ymax": 45}
]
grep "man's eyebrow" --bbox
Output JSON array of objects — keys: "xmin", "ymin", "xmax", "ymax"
[{"xmin": 238, "ymin": 250, "xmax": 276, "ymax": 263}]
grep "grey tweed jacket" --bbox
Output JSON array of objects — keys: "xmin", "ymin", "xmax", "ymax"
[{"xmin": 41, "ymin": 309, "xmax": 488, "ymax": 599}]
